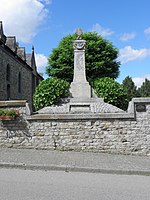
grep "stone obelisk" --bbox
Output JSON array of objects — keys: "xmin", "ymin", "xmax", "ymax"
[{"xmin": 70, "ymin": 28, "xmax": 91, "ymax": 99}]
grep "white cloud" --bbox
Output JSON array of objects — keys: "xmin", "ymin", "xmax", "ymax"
[
  {"xmin": 35, "ymin": 53, "xmax": 48, "ymax": 72},
  {"xmin": 132, "ymin": 75, "xmax": 150, "ymax": 88},
  {"xmin": 0, "ymin": 0, "xmax": 51, "ymax": 43},
  {"xmin": 90, "ymin": 23, "xmax": 114, "ymax": 37},
  {"xmin": 144, "ymin": 27, "xmax": 150, "ymax": 38},
  {"xmin": 119, "ymin": 32, "xmax": 136, "ymax": 41},
  {"xmin": 118, "ymin": 46, "xmax": 150, "ymax": 64},
  {"xmin": 39, "ymin": 0, "xmax": 51, "ymax": 4}
]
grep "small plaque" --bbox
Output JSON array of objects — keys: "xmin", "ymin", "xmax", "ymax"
[
  {"xmin": 70, "ymin": 104, "xmax": 90, "ymax": 113},
  {"xmin": 136, "ymin": 104, "xmax": 146, "ymax": 112}
]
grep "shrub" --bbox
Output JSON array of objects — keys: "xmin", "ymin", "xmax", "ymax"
[
  {"xmin": 33, "ymin": 77, "xmax": 70, "ymax": 110},
  {"xmin": 93, "ymin": 77, "xmax": 128, "ymax": 110}
]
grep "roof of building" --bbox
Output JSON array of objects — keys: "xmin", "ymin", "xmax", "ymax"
[
  {"xmin": 0, "ymin": 21, "xmax": 6, "ymax": 44},
  {"xmin": 17, "ymin": 47, "xmax": 26, "ymax": 61},
  {"xmin": 5, "ymin": 36, "xmax": 17, "ymax": 52},
  {"xmin": 0, "ymin": 21, "xmax": 43, "ymax": 80},
  {"xmin": 26, "ymin": 54, "xmax": 32, "ymax": 66}
]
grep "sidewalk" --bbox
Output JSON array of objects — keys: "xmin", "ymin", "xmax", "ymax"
[{"xmin": 0, "ymin": 148, "xmax": 150, "ymax": 176}]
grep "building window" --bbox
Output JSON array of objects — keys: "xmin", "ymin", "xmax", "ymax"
[
  {"xmin": 36, "ymin": 77, "xmax": 39, "ymax": 86},
  {"xmin": 7, "ymin": 84, "xmax": 10, "ymax": 100},
  {"xmin": 6, "ymin": 64, "xmax": 10, "ymax": 81},
  {"xmin": 18, "ymin": 72, "xmax": 21, "ymax": 93}
]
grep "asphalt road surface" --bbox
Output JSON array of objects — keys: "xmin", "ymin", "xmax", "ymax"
[{"xmin": 0, "ymin": 168, "xmax": 150, "ymax": 200}]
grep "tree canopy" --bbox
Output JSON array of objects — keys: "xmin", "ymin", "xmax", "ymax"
[
  {"xmin": 122, "ymin": 76, "xmax": 139, "ymax": 102},
  {"xmin": 138, "ymin": 78, "xmax": 150, "ymax": 97},
  {"xmin": 46, "ymin": 32, "xmax": 120, "ymax": 83}
]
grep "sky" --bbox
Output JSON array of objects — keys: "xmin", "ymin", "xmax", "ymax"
[{"xmin": 0, "ymin": 0, "xmax": 150, "ymax": 87}]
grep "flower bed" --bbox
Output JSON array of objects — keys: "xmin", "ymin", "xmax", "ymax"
[{"xmin": 0, "ymin": 109, "xmax": 19, "ymax": 120}]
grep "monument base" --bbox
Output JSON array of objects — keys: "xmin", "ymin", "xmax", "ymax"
[
  {"xmin": 69, "ymin": 81, "xmax": 104, "ymax": 113},
  {"xmin": 70, "ymin": 82, "xmax": 91, "ymax": 98},
  {"xmin": 68, "ymin": 97, "xmax": 103, "ymax": 113}
]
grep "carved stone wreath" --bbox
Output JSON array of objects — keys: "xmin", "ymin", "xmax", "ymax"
[{"xmin": 73, "ymin": 40, "xmax": 86, "ymax": 50}]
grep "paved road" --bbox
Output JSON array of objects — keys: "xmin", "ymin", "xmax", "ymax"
[{"xmin": 0, "ymin": 168, "xmax": 150, "ymax": 200}]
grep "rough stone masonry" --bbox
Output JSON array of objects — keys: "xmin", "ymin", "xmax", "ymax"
[{"xmin": 0, "ymin": 99, "xmax": 150, "ymax": 156}]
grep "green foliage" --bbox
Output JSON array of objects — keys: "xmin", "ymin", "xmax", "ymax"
[
  {"xmin": 46, "ymin": 32, "xmax": 120, "ymax": 83},
  {"xmin": 122, "ymin": 76, "xmax": 140, "ymax": 101},
  {"xmin": 0, "ymin": 109, "xmax": 5, "ymax": 116},
  {"xmin": 138, "ymin": 78, "xmax": 150, "ymax": 97},
  {"xmin": 0, "ymin": 109, "xmax": 18, "ymax": 117},
  {"xmin": 33, "ymin": 78, "xmax": 70, "ymax": 110},
  {"xmin": 93, "ymin": 77, "xmax": 128, "ymax": 110}
]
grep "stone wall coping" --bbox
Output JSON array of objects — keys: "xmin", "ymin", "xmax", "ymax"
[
  {"xmin": 0, "ymin": 100, "xmax": 27, "ymax": 107},
  {"xmin": 27, "ymin": 113, "xmax": 135, "ymax": 121},
  {"xmin": 132, "ymin": 98, "xmax": 150, "ymax": 103},
  {"xmin": 127, "ymin": 97, "xmax": 150, "ymax": 113}
]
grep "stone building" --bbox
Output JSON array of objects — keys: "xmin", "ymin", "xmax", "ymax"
[{"xmin": 0, "ymin": 21, "xmax": 43, "ymax": 107}]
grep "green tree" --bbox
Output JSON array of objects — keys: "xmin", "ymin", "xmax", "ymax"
[
  {"xmin": 33, "ymin": 78, "xmax": 70, "ymax": 110},
  {"xmin": 93, "ymin": 77, "xmax": 128, "ymax": 110},
  {"xmin": 138, "ymin": 78, "xmax": 150, "ymax": 97},
  {"xmin": 46, "ymin": 32, "xmax": 120, "ymax": 83},
  {"xmin": 122, "ymin": 76, "xmax": 139, "ymax": 101}
]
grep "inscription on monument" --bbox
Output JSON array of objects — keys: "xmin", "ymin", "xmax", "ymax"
[
  {"xmin": 136, "ymin": 104, "xmax": 146, "ymax": 112},
  {"xmin": 76, "ymin": 54, "xmax": 83, "ymax": 70}
]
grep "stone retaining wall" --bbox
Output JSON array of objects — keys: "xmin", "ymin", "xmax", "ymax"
[{"xmin": 0, "ymin": 99, "xmax": 150, "ymax": 155}]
